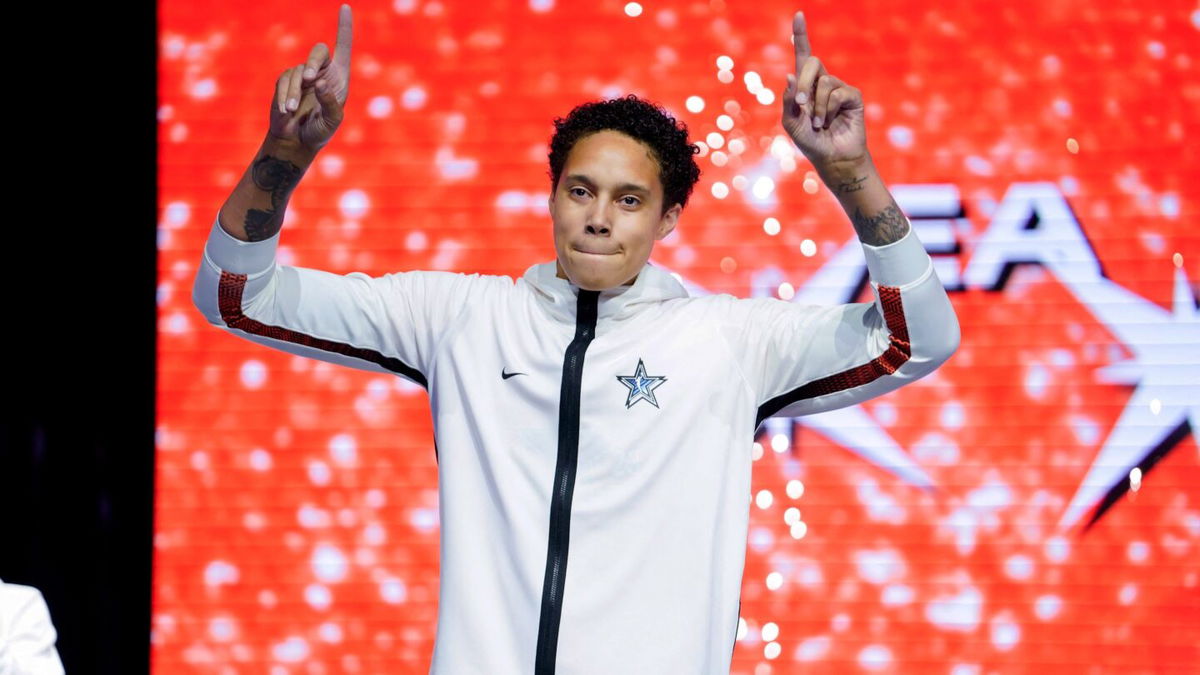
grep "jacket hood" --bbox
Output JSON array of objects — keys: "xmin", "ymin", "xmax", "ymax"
[{"xmin": 521, "ymin": 260, "xmax": 689, "ymax": 324}]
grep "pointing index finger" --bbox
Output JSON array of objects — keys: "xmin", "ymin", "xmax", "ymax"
[
  {"xmin": 333, "ymin": 4, "xmax": 353, "ymax": 71},
  {"xmin": 793, "ymin": 11, "xmax": 812, "ymax": 71}
]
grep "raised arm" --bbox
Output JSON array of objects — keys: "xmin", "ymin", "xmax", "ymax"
[
  {"xmin": 782, "ymin": 11, "xmax": 907, "ymax": 247},
  {"xmin": 219, "ymin": 3, "xmax": 353, "ymax": 242},
  {"xmin": 192, "ymin": 5, "xmax": 505, "ymax": 385},
  {"xmin": 742, "ymin": 11, "xmax": 959, "ymax": 422}
]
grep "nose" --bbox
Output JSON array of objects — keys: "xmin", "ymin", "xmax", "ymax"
[{"xmin": 585, "ymin": 200, "xmax": 612, "ymax": 235}]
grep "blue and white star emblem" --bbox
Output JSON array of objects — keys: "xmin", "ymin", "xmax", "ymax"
[{"xmin": 616, "ymin": 359, "xmax": 668, "ymax": 409}]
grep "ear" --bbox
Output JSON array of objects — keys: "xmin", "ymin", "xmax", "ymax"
[{"xmin": 655, "ymin": 203, "xmax": 682, "ymax": 241}]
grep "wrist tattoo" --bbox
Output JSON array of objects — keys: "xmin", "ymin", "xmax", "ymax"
[
  {"xmin": 833, "ymin": 175, "xmax": 867, "ymax": 194},
  {"xmin": 245, "ymin": 155, "xmax": 303, "ymax": 241},
  {"xmin": 851, "ymin": 202, "xmax": 910, "ymax": 246}
]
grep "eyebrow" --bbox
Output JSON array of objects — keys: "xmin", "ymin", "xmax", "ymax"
[{"xmin": 563, "ymin": 173, "xmax": 652, "ymax": 196}]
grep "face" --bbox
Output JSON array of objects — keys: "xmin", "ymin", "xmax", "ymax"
[{"xmin": 549, "ymin": 130, "xmax": 681, "ymax": 291}]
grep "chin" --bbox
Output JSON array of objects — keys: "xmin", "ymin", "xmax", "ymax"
[{"xmin": 561, "ymin": 253, "xmax": 630, "ymax": 290}]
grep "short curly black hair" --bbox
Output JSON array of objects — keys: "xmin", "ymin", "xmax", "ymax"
[{"xmin": 548, "ymin": 95, "xmax": 701, "ymax": 214}]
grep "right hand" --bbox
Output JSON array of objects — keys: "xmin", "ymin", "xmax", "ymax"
[{"xmin": 268, "ymin": 4, "xmax": 353, "ymax": 152}]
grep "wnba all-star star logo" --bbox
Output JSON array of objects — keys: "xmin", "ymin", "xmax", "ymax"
[{"xmin": 616, "ymin": 359, "xmax": 667, "ymax": 409}]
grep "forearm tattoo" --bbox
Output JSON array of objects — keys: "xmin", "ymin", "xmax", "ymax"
[
  {"xmin": 851, "ymin": 202, "xmax": 910, "ymax": 246},
  {"xmin": 245, "ymin": 155, "xmax": 303, "ymax": 241},
  {"xmin": 831, "ymin": 175, "xmax": 867, "ymax": 194}
]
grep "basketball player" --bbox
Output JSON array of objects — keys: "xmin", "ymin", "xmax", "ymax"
[{"xmin": 193, "ymin": 6, "xmax": 959, "ymax": 672}]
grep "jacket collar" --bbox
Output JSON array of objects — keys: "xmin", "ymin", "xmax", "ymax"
[{"xmin": 521, "ymin": 260, "xmax": 689, "ymax": 324}]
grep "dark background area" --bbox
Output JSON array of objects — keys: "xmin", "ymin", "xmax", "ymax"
[{"xmin": 2, "ymin": 2, "xmax": 157, "ymax": 673}]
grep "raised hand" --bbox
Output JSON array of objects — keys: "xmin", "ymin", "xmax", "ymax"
[
  {"xmin": 268, "ymin": 4, "xmax": 354, "ymax": 152},
  {"xmin": 781, "ymin": 11, "xmax": 868, "ymax": 173}
]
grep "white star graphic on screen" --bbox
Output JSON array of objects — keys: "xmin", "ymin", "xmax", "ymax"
[
  {"xmin": 616, "ymin": 359, "xmax": 668, "ymax": 409},
  {"xmin": 1056, "ymin": 263, "xmax": 1199, "ymax": 528}
]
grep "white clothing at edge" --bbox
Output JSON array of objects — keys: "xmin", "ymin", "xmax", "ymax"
[
  {"xmin": 0, "ymin": 579, "xmax": 65, "ymax": 675},
  {"xmin": 192, "ymin": 216, "xmax": 959, "ymax": 674}
]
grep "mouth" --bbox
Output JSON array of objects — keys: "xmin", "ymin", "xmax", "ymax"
[{"xmin": 574, "ymin": 247, "xmax": 618, "ymax": 256}]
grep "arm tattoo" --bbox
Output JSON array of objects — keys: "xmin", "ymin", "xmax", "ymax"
[
  {"xmin": 832, "ymin": 175, "xmax": 867, "ymax": 194},
  {"xmin": 851, "ymin": 202, "xmax": 910, "ymax": 246},
  {"xmin": 245, "ymin": 155, "xmax": 303, "ymax": 241}
]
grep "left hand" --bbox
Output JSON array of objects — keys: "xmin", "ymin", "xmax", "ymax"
[{"xmin": 781, "ymin": 11, "xmax": 868, "ymax": 173}]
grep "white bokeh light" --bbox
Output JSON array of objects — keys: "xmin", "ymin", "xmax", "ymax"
[
  {"xmin": 401, "ymin": 85, "xmax": 426, "ymax": 110},
  {"xmin": 329, "ymin": 433, "xmax": 358, "ymax": 466},
  {"xmin": 367, "ymin": 95, "xmax": 393, "ymax": 118},
  {"xmin": 623, "ymin": 2, "xmax": 642, "ymax": 17},
  {"xmin": 240, "ymin": 360, "xmax": 266, "ymax": 389},
  {"xmin": 249, "ymin": 448, "xmax": 272, "ymax": 472},
  {"xmin": 685, "ymin": 95, "xmax": 705, "ymax": 113},
  {"xmin": 338, "ymin": 189, "xmax": 369, "ymax": 219},
  {"xmin": 272, "ymin": 637, "xmax": 310, "ymax": 663},
  {"xmin": 204, "ymin": 560, "xmax": 239, "ymax": 587},
  {"xmin": 380, "ymin": 577, "xmax": 407, "ymax": 604},
  {"xmin": 770, "ymin": 433, "xmax": 789, "ymax": 453},
  {"xmin": 858, "ymin": 644, "xmax": 893, "ymax": 671},
  {"xmin": 312, "ymin": 544, "xmax": 349, "ymax": 583},
  {"xmin": 209, "ymin": 617, "xmax": 235, "ymax": 642},
  {"xmin": 318, "ymin": 622, "xmax": 343, "ymax": 643},
  {"xmin": 305, "ymin": 584, "xmax": 332, "ymax": 610},
  {"xmin": 786, "ymin": 479, "xmax": 805, "ymax": 499},
  {"xmin": 752, "ymin": 176, "xmax": 776, "ymax": 200},
  {"xmin": 308, "ymin": 460, "xmax": 331, "ymax": 486},
  {"xmin": 743, "ymin": 71, "xmax": 763, "ymax": 94},
  {"xmin": 755, "ymin": 489, "xmax": 774, "ymax": 509}
]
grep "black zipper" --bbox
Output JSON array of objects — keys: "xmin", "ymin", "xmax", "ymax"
[{"xmin": 534, "ymin": 289, "xmax": 600, "ymax": 674}]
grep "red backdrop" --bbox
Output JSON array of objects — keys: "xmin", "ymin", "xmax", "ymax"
[{"xmin": 156, "ymin": 0, "xmax": 1200, "ymax": 672}]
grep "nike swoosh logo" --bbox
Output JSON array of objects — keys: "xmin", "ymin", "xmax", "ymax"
[{"xmin": 502, "ymin": 368, "xmax": 527, "ymax": 380}]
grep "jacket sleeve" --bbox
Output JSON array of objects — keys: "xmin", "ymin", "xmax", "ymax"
[
  {"xmin": 728, "ymin": 223, "xmax": 960, "ymax": 424},
  {"xmin": 191, "ymin": 216, "xmax": 493, "ymax": 386},
  {"xmin": 0, "ymin": 582, "xmax": 65, "ymax": 675}
]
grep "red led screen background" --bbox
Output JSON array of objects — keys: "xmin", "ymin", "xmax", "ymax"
[{"xmin": 156, "ymin": 1, "xmax": 1200, "ymax": 672}]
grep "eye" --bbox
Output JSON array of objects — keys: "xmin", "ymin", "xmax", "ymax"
[
  {"xmin": 619, "ymin": 195, "xmax": 641, "ymax": 207},
  {"xmin": 569, "ymin": 186, "xmax": 590, "ymax": 198}
]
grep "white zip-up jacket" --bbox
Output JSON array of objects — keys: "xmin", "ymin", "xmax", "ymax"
[{"xmin": 192, "ymin": 216, "xmax": 959, "ymax": 674}]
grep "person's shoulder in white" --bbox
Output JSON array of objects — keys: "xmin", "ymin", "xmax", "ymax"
[{"xmin": 0, "ymin": 579, "xmax": 65, "ymax": 675}]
